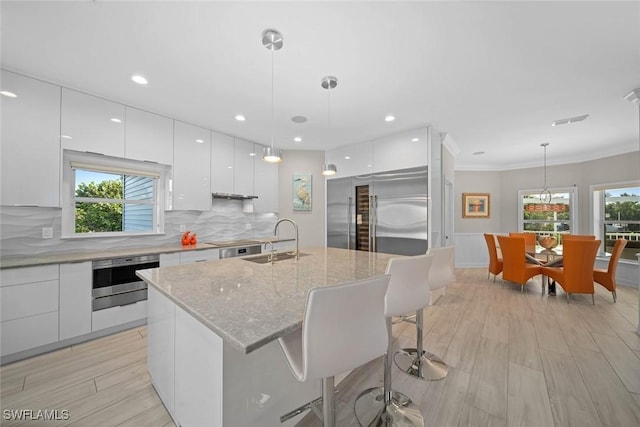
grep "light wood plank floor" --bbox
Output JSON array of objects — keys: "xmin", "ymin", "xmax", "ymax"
[{"xmin": 0, "ymin": 268, "xmax": 638, "ymax": 426}]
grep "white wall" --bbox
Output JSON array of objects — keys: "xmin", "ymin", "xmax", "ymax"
[{"xmin": 277, "ymin": 150, "xmax": 326, "ymax": 249}]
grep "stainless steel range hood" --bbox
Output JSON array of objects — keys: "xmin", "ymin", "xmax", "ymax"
[{"xmin": 212, "ymin": 192, "xmax": 258, "ymax": 200}]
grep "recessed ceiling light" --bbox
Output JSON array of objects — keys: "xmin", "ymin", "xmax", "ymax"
[
  {"xmin": 61, "ymin": 135, "xmax": 73, "ymax": 140},
  {"xmin": 294, "ymin": 137, "xmax": 302, "ymax": 142},
  {"xmin": 472, "ymin": 151, "xmax": 486, "ymax": 155},
  {"xmin": 131, "ymin": 74, "xmax": 148, "ymax": 85},
  {"xmin": 291, "ymin": 116, "xmax": 307, "ymax": 123},
  {"xmin": 235, "ymin": 114, "xmax": 246, "ymax": 121},
  {"xmin": 384, "ymin": 115, "xmax": 395, "ymax": 122},
  {"xmin": 344, "ymin": 156, "xmax": 351, "ymax": 160},
  {"xmin": 195, "ymin": 139, "xmax": 204, "ymax": 143},
  {"xmin": 249, "ymin": 152, "xmax": 256, "ymax": 156},
  {"xmin": 227, "ymin": 166, "xmax": 233, "ymax": 169},
  {"xmin": 110, "ymin": 118, "xmax": 122, "ymax": 123},
  {"xmin": 411, "ymin": 138, "xmax": 419, "ymax": 142},
  {"xmin": 367, "ymin": 164, "xmax": 373, "ymax": 168},
  {"xmin": 0, "ymin": 90, "xmax": 17, "ymax": 98},
  {"xmin": 551, "ymin": 114, "xmax": 589, "ymax": 126}
]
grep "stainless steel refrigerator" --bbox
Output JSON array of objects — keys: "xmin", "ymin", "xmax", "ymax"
[{"xmin": 327, "ymin": 166, "xmax": 428, "ymax": 256}]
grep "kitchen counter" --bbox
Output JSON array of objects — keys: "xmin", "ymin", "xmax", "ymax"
[
  {"xmin": 0, "ymin": 237, "xmax": 293, "ymax": 269},
  {"xmin": 140, "ymin": 247, "xmax": 397, "ymax": 426},
  {"xmin": 137, "ymin": 246, "xmax": 395, "ymax": 354}
]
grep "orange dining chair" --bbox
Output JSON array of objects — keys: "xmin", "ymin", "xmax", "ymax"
[
  {"xmin": 496, "ymin": 235, "xmax": 543, "ymax": 293},
  {"xmin": 483, "ymin": 233, "xmax": 503, "ymax": 282},
  {"xmin": 593, "ymin": 239, "xmax": 627, "ymax": 303},
  {"xmin": 541, "ymin": 239, "xmax": 601, "ymax": 304},
  {"xmin": 509, "ymin": 232, "xmax": 537, "ymax": 253}
]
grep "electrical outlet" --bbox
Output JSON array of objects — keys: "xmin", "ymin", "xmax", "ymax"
[
  {"xmin": 245, "ymin": 223, "xmax": 252, "ymax": 231},
  {"xmin": 179, "ymin": 224, "xmax": 186, "ymax": 232},
  {"xmin": 42, "ymin": 227, "xmax": 53, "ymax": 239}
]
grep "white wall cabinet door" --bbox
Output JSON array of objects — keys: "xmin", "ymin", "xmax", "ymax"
[
  {"xmin": 326, "ymin": 140, "xmax": 374, "ymax": 179},
  {"xmin": 1, "ymin": 70, "xmax": 61, "ymax": 207},
  {"xmin": 59, "ymin": 262, "xmax": 92, "ymax": 341},
  {"xmin": 253, "ymin": 143, "xmax": 278, "ymax": 212},
  {"xmin": 173, "ymin": 121, "xmax": 211, "ymax": 211},
  {"xmin": 373, "ymin": 128, "xmax": 429, "ymax": 173},
  {"xmin": 61, "ymin": 88, "xmax": 125, "ymax": 157},
  {"xmin": 125, "ymin": 107, "xmax": 174, "ymax": 165},
  {"xmin": 211, "ymin": 130, "xmax": 234, "ymax": 194},
  {"xmin": 233, "ymin": 138, "xmax": 255, "ymax": 196}
]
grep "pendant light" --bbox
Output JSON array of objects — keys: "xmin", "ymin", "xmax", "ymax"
[
  {"xmin": 321, "ymin": 76, "xmax": 338, "ymax": 176},
  {"xmin": 539, "ymin": 143, "xmax": 552, "ymax": 203},
  {"xmin": 262, "ymin": 29, "xmax": 283, "ymax": 163}
]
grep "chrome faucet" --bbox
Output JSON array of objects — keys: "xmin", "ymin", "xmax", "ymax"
[
  {"xmin": 264, "ymin": 241, "xmax": 275, "ymax": 264},
  {"xmin": 274, "ymin": 218, "xmax": 299, "ymax": 260}
]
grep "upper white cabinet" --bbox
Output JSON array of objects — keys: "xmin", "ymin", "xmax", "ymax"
[
  {"xmin": 253, "ymin": 143, "xmax": 278, "ymax": 212},
  {"xmin": 173, "ymin": 121, "xmax": 211, "ymax": 211},
  {"xmin": 1, "ymin": 70, "xmax": 61, "ymax": 207},
  {"xmin": 326, "ymin": 140, "xmax": 374, "ymax": 179},
  {"xmin": 211, "ymin": 131, "xmax": 234, "ymax": 194},
  {"xmin": 234, "ymin": 138, "xmax": 255, "ymax": 196},
  {"xmin": 61, "ymin": 88, "xmax": 125, "ymax": 157},
  {"xmin": 125, "ymin": 107, "xmax": 174, "ymax": 165},
  {"xmin": 373, "ymin": 128, "xmax": 429, "ymax": 173}
]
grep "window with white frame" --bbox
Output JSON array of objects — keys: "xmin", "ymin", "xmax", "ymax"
[
  {"xmin": 62, "ymin": 150, "xmax": 170, "ymax": 237},
  {"xmin": 592, "ymin": 182, "xmax": 640, "ymax": 261},
  {"xmin": 518, "ymin": 188, "xmax": 577, "ymax": 244}
]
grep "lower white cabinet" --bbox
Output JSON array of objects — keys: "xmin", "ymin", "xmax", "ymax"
[
  {"xmin": 160, "ymin": 252, "xmax": 181, "ymax": 267},
  {"xmin": 147, "ymin": 287, "xmax": 176, "ymax": 417},
  {"xmin": 59, "ymin": 262, "xmax": 92, "ymax": 340},
  {"xmin": 91, "ymin": 300, "xmax": 147, "ymax": 332},
  {"xmin": 0, "ymin": 264, "xmax": 60, "ymax": 357},
  {"xmin": 179, "ymin": 248, "xmax": 220, "ymax": 264}
]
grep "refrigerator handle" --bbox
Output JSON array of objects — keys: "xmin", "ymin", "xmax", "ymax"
[{"xmin": 347, "ymin": 197, "xmax": 352, "ymax": 250}]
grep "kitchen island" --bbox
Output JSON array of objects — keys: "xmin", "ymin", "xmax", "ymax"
[{"xmin": 137, "ymin": 247, "xmax": 397, "ymax": 427}]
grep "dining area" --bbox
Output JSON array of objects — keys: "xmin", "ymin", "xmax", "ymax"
[{"xmin": 484, "ymin": 232, "xmax": 628, "ymax": 304}]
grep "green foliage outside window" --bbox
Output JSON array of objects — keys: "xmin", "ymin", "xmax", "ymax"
[{"xmin": 75, "ymin": 180, "xmax": 124, "ymax": 233}]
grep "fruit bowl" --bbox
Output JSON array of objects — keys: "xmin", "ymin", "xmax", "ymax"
[{"xmin": 539, "ymin": 236, "xmax": 558, "ymax": 250}]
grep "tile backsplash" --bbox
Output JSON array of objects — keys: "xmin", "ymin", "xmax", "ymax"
[{"xmin": 0, "ymin": 201, "xmax": 278, "ymax": 258}]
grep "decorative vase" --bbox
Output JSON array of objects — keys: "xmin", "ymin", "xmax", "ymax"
[{"xmin": 539, "ymin": 236, "xmax": 558, "ymax": 250}]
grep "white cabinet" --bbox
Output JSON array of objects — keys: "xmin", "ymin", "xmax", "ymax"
[
  {"xmin": 173, "ymin": 121, "xmax": 211, "ymax": 211},
  {"xmin": 0, "ymin": 70, "xmax": 61, "ymax": 207},
  {"xmin": 234, "ymin": 138, "xmax": 255, "ymax": 196},
  {"xmin": 253, "ymin": 143, "xmax": 278, "ymax": 212},
  {"xmin": 179, "ymin": 248, "xmax": 220, "ymax": 264},
  {"xmin": 59, "ymin": 262, "xmax": 92, "ymax": 340},
  {"xmin": 326, "ymin": 140, "xmax": 374, "ymax": 179},
  {"xmin": 373, "ymin": 128, "xmax": 429, "ymax": 173},
  {"xmin": 125, "ymin": 107, "xmax": 174, "ymax": 165},
  {"xmin": 61, "ymin": 88, "xmax": 125, "ymax": 157},
  {"xmin": 0, "ymin": 265, "xmax": 59, "ymax": 356},
  {"xmin": 160, "ymin": 252, "xmax": 181, "ymax": 267},
  {"xmin": 147, "ymin": 287, "xmax": 176, "ymax": 418},
  {"xmin": 211, "ymin": 130, "xmax": 234, "ymax": 194},
  {"xmin": 91, "ymin": 300, "xmax": 147, "ymax": 332}
]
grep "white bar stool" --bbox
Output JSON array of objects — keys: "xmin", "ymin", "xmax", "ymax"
[
  {"xmin": 354, "ymin": 254, "xmax": 435, "ymax": 426},
  {"xmin": 394, "ymin": 246, "xmax": 453, "ymax": 381},
  {"xmin": 278, "ymin": 275, "xmax": 391, "ymax": 427}
]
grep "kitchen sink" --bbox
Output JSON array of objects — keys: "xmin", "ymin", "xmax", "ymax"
[{"xmin": 242, "ymin": 251, "xmax": 308, "ymax": 264}]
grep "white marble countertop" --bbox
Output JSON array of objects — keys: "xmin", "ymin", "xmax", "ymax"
[
  {"xmin": 136, "ymin": 247, "xmax": 397, "ymax": 354},
  {"xmin": 0, "ymin": 237, "xmax": 293, "ymax": 269}
]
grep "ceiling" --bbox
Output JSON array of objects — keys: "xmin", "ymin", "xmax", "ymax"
[{"xmin": 2, "ymin": 1, "xmax": 639, "ymax": 170}]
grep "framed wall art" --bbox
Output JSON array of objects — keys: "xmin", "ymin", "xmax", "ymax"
[
  {"xmin": 293, "ymin": 173, "xmax": 312, "ymax": 211},
  {"xmin": 462, "ymin": 193, "xmax": 490, "ymax": 218}
]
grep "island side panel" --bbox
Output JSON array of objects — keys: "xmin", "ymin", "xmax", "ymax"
[
  {"xmin": 175, "ymin": 303, "xmax": 224, "ymax": 427},
  {"xmin": 147, "ymin": 287, "xmax": 176, "ymax": 420}
]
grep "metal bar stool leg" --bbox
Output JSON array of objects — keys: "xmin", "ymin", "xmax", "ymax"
[
  {"xmin": 354, "ymin": 318, "xmax": 423, "ymax": 426},
  {"xmin": 393, "ymin": 308, "xmax": 448, "ymax": 381}
]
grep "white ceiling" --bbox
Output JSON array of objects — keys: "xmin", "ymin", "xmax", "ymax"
[{"xmin": 2, "ymin": 1, "xmax": 639, "ymax": 170}]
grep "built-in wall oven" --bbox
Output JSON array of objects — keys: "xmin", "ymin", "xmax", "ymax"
[{"xmin": 92, "ymin": 254, "xmax": 159, "ymax": 311}]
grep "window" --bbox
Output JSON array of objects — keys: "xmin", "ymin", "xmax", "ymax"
[
  {"xmin": 62, "ymin": 150, "xmax": 170, "ymax": 237},
  {"xmin": 592, "ymin": 182, "xmax": 640, "ymax": 261},
  {"xmin": 518, "ymin": 188, "xmax": 577, "ymax": 245}
]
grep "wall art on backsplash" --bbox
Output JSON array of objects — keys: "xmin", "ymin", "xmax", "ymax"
[
  {"xmin": 462, "ymin": 193, "xmax": 490, "ymax": 218},
  {"xmin": 293, "ymin": 174, "xmax": 312, "ymax": 211}
]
